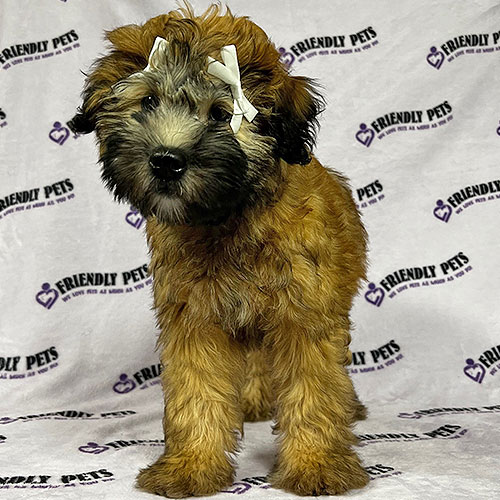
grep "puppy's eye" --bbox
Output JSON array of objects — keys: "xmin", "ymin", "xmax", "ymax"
[
  {"xmin": 141, "ymin": 95, "xmax": 160, "ymax": 112},
  {"xmin": 209, "ymin": 105, "xmax": 231, "ymax": 123}
]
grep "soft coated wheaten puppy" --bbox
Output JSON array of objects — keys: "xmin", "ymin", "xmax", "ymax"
[{"xmin": 70, "ymin": 3, "xmax": 369, "ymax": 497}]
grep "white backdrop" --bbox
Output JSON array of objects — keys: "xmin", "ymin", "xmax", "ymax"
[{"xmin": 1, "ymin": 0, "xmax": 499, "ymax": 498}]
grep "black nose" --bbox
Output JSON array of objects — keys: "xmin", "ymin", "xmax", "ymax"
[{"xmin": 149, "ymin": 148, "xmax": 187, "ymax": 182}]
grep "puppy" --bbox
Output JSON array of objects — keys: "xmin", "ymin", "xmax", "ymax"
[{"xmin": 70, "ymin": 4, "xmax": 369, "ymax": 497}]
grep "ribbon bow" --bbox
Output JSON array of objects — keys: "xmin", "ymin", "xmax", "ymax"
[
  {"xmin": 144, "ymin": 36, "xmax": 168, "ymax": 72},
  {"xmin": 207, "ymin": 45, "xmax": 258, "ymax": 133}
]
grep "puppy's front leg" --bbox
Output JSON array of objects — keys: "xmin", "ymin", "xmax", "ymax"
[
  {"xmin": 137, "ymin": 317, "xmax": 245, "ymax": 498},
  {"xmin": 267, "ymin": 324, "xmax": 369, "ymax": 496}
]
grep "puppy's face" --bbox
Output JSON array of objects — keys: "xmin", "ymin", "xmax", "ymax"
[{"xmin": 71, "ymin": 6, "xmax": 323, "ymax": 226}]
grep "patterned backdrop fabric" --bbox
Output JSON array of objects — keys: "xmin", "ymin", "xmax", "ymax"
[{"xmin": 1, "ymin": 0, "xmax": 499, "ymax": 498}]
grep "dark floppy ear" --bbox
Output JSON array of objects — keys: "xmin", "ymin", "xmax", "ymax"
[
  {"xmin": 67, "ymin": 83, "xmax": 100, "ymax": 134},
  {"xmin": 270, "ymin": 75, "xmax": 325, "ymax": 165}
]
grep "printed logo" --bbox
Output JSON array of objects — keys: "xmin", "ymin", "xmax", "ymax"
[
  {"xmin": 463, "ymin": 358, "xmax": 486, "ymax": 383},
  {"xmin": 1, "ymin": 30, "xmax": 80, "ymax": 71},
  {"xmin": 0, "ymin": 435, "xmax": 5, "ymax": 444},
  {"xmin": 112, "ymin": 374, "xmax": 136, "ymax": 394},
  {"xmin": 0, "ymin": 178, "xmax": 75, "ymax": 221},
  {"xmin": 36, "ymin": 264, "xmax": 151, "ymax": 309},
  {"xmin": 49, "ymin": 121, "xmax": 70, "ymax": 145},
  {"xmin": 0, "ymin": 469, "xmax": 114, "ymax": 489},
  {"xmin": 358, "ymin": 424, "xmax": 466, "ymax": 446},
  {"xmin": 398, "ymin": 404, "xmax": 500, "ymax": 419},
  {"xmin": 365, "ymin": 252, "xmax": 472, "ymax": 305},
  {"xmin": 222, "ymin": 477, "xmax": 270, "ymax": 494},
  {"xmin": 78, "ymin": 442, "xmax": 110, "ymax": 454},
  {"xmin": 426, "ymin": 30, "xmax": 500, "ymax": 70},
  {"xmin": 356, "ymin": 101, "xmax": 453, "ymax": 147},
  {"xmin": 36, "ymin": 283, "xmax": 59, "ymax": 309},
  {"xmin": 356, "ymin": 179, "xmax": 385, "ymax": 210},
  {"xmin": 278, "ymin": 48, "xmax": 294, "ymax": 69},
  {"xmin": 364, "ymin": 283, "xmax": 385, "ymax": 307},
  {"xmin": 463, "ymin": 345, "xmax": 500, "ymax": 384},
  {"xmin": 349, "ymin": 340, "xmax": 403, "ymax": 374},
  {"xmin": 496, "ymin": 120, "xmax": 500, "ymax": 136},
  {"xmin": 355, "ymin": 123, "xmax": 374, "ymax": 147},
  {"xmin": 0, "ymin": 410, "xmax": 135, "ymax": 425},
  {"xmin": 426, "ymin": 46, "xmax": 445, "ymax": 69},
  {"xmin": 0, "ymin": 347, "xmax": 59, "ymax": 380},
  {"xmin": 280, "ymin": 26, "xmax": 378, "ymax": 66},
  {"xmin": 433, "ymin": 179, "xmax": 500, "ymax": 222},
  {"xmin": 113, "ymin": 364, "xmax": 162, "ymax": 394},
  {"xmin": 0, "ymin": 108, "xmax": 6, "ymax": 128},
  {"xmin": 125, "ymin": 206, "xmax": 145, "ymax": 229},
  {"xmin": 78, "ymin": 439, "xmax": 163, "ymax": 454},
  {"xmin": 222, "ymin": 466, "xmax": 402, "ymax": 494},
  {"xmin": 433, "ymin": 199, "xmax": 453, "ymax": 222}
]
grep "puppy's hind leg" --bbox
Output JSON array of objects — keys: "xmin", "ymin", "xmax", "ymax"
[{"xmin": 242, "ymin": 347, "xmax": 274, "ymax": 422}]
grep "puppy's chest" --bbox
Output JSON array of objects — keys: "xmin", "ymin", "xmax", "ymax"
[{"xmin": 153, "ymin": 235, "xmax": 289, "ymax": 332}]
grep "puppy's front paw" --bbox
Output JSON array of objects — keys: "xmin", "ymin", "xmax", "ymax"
[
  {"xmin": 270, "ymin": 450, "xmax": 369, "ymax": 496},
  {"xmin": 136, "ymin": 452, "xmax": 234, "ymax": 498}
]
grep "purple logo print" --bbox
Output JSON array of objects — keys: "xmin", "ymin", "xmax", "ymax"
[
  {"xmin": 0, "ymin": 417, "xmax": 18, "ymax": 425},
  {"xmin": 496, "ymin": 120, "xmax": 500, "ymax": 136},
  {"xmin": 355, "ymin": 123, "xmax": 375, "ymax": 147},
  {"xmin": 222, "ymin": 482, "xmax": 252, "ymax": 494},
  {"xmin": 463, "ymin": 358, "xmax": 486, "ymax": 384},
  {"xmin": 78, "ymin": 442, "xmax": 110, "ymax": 454},
  {"xmin": 125, "ymin": 206, "xmax": 145, "ymax": 229},
  {"xmin": 364, "ymin": 282, "xmax": 384, "ymax": 306},
  {"xmin": 433, "ymin": 199, "xmax": 453, "ymax": 222},
  {"xmin": 36, "ymin": 283, "xmax": 59, "ymax": 309},
  {"xmin": 113, "ymin": 373, "xmax": 137, "ymax": 394},
  {"xmin": 398, "ymin": 413, "xmax": 421, "ymax": 419},
  {"xmin": 426, "ymin": 46, "xmax": 445, "ymax": 69},
  {"xmin": 278, "ymin": 47, "xmax": 295, "ymax": 69},
  {"xmin": 49, "ymin": 121, "xmax": 70, "ymax": 145}
]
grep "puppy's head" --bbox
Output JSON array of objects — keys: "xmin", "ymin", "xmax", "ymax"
[{"xmin": 70, "ymin": 4, "xmax": 323, "ymax": 226}]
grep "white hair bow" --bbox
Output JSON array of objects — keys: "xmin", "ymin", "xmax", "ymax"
[
  {"xmin": 143, "ymin": 37, "xmax": 167, "ymax": 72},
  {"xmin": 207, "ymin": 45, "xmax": 258, "ymax": 133}
]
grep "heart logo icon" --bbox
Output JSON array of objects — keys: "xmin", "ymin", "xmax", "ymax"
[
  {"xmin": 113, "ymin": 374, "xmax": 137, "ymax": 394},
  {"xmin": 433, "ymin": 201, "xmax": 452, "ymax": 223},
  {"xmin": 78, "ymin": 442, "xmax": 110, "ymax": 454},
  {"xmin": 126, "ymin": 209, "xmax": 145, "ymax": 229},
  {"xmin": 463, "ymin": 359, "xmax": 486, "ymax": 383},
  {"xmin": 355, "ymin": 124, "xmax": 375, "ymax": 147},
  {"xmin": 365, "ymin": 283, "xmax": 384, "ymax": 307},
  {"xmin": 49, "ymin": 122, "xmax": 70, "ymax": 145},
  {"xmin": 426, "ymin": 48, "xmax": 444, "ymax": 69},
  {"xmin": 278, "ymin": 47, "xmax": 295, "ymax": 69},
  {"xmin": 36, "ymin": 283, "xmax": 59, "ymax": 309},
  {"xmin": 221, "ymin": 482, "xmax": 252, "ymax": 494}
]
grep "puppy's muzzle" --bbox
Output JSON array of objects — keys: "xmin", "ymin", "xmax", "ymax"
[{"xmin": 149, "ymin": 147, "xmax": 187, "ymax": 182}]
